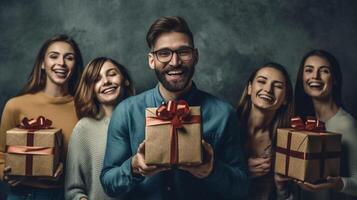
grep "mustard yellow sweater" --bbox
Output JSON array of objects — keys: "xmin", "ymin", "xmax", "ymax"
[{"xmin": 0, "ymin": 91, "xmax": 78, "ymax": 188}]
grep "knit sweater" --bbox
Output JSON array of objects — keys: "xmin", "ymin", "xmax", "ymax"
[
  {"xmin": 65, "ymin": 117, "xmax": 116, "ymax": 200},
  {"xmin": 0, "ymin": 91, "xmax": 78, "ymax": 188},
  {"xmin": 301, "ymin": 108, "xmax": 357, "ymax": 200}
]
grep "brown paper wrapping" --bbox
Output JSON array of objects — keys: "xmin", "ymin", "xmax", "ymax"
[
  {"xmin": 274, "ymin": 128, "xmax": 341, "ymax": 183},
  {"xmin": 5, "ymin": 128, "xmax": 62, "ymax": 176},
  {"xmin": 145, "ymin": 106, "xmax": 202, "ymax": 166}
]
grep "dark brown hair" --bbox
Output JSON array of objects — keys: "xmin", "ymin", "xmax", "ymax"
[
  {"xmin": 20, "ymin": 34, "xmax": 83, "ymax": 96},
  {"xmin": 75, "ymin": 57, "xmax": 135, "ymax": 119},
  {"xmin": 237, "ymin": 63, "xmax": 294, "ymax": 139},
  {"xmin": 146, "ymin": 16, "xmax": 194, "ymax": 49},
  {"xmin": 294, "ymin": 49, "xmax": 343, "ymax": 119}
]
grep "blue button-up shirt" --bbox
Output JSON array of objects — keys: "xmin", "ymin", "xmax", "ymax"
[{"xmin": 100, "ymin": 83, "xmax": 249, "ymax": 200}]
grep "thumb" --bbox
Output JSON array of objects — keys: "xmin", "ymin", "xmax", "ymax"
[
  {"xmin": 138, "ymin": 141, "xmax": 146, "ymax": 154},
  {"xmin": 326, "ymin": 176, "xmax": 337, "ymax": 182}
]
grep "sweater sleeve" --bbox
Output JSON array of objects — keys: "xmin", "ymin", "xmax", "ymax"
[
  {"xmin": 100, "ymin": 103, "xmax": 144, "ymax": 198},
  {"xmin": 202, "ymin": 109, "xmax": 250, "ymax": 199},
  {"xmin": 65, "ymin": 122, "xmax": 88, "ymax": 200},
  {"xmin": 339, "ymin": 118, "xmax": 357, "ymax": 196},
  {"xmin": 0, "ymin": 99, "xmax": 18, "ymax": 181}
]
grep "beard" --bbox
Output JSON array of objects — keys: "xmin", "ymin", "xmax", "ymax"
[{"xmin": 154, "ymin": 64, "xmax": 195, "ymax": 92}]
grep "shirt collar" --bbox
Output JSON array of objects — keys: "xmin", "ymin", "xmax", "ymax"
[{"xmin": 153, "ymin": 82, "xmax": 199, "ymax": 106}]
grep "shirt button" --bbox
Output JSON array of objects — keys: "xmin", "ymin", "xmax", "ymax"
[{"xmin": 166, "ymin": 186, "xmax": 171, "ymax": 191}]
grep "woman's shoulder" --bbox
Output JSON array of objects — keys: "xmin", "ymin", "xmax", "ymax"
[
  {"xmin": 327, "ymin": 108, "xmax": 357, "ymax": 136},
  {"xmin": 3, "ymin": 94, "xmax": 34, "ymax": 110}
]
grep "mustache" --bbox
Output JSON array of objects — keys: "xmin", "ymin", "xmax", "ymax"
[{"xmin": 161, "ymin": 65, "xmax": 190, "ymax": 74}]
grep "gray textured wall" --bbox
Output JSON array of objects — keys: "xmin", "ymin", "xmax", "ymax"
[{"xmin": 1, "ymin": 0, "xmax": 357, "ymax": 118}]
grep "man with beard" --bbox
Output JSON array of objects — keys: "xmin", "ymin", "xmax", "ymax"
[{"xmin": 100, "ymin": 16, "xmax": 249, "ymax": 200}]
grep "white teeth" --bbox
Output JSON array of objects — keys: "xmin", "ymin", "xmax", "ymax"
[
  {"xmin": 309, "ymin": 82, "xmax": 323, "ymax": 87},
  {"xmin": 167, "ymin": 70, "xmax": 183, "ymax": 75},
  {"xmin": 102, "ymin": 87, "xmax": 117, "ymax": 94},
  {"xmin": 259, "ymin": 94, "xmax": 274, "ymax": 101},
  {"xmin": 53, "ymin": 69, "xmax": 68, "ymax": 76}
]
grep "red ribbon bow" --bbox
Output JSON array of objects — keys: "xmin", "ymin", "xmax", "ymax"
[
  {"xmin": 156, "ymin": 100, "xmax": 190, "ymax": 129},
  {"xmin": 17, "ymin": 116, "xmax": 52, "ymax": 130},
  {"xmin": 147, "ymin": 100, "xmax": 200, "ymax": 165},
  {"xmin": 290, "ymin": 116, "xmax": 325, "ymax": 132}
]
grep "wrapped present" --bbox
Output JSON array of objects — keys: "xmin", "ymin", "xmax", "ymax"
[
  {"xmin": 274, "ymin": 117, "xmax": 341, "ymax": 183},
  {"xmin": 145, "ymin": 100, "xmax": 202, "ymax": 166},
  {"xmin": 5, "ymin": 116, "xmax": 62, "ymax": 177}
]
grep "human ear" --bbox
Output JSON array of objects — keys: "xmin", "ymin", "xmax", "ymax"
[
  {"xmin": 41, "ymin": 63, "xmax": 45, "ymax": 70},
  {"xmin": 193, "ymin": 49, "xmax": 199, "ymax": 65},
  {"xmin": 124, "ymin": 80, "xmax": 130, "ymax": 86},
  {"xmin": 148, "ymin": 53, "xmax": 155, "ymax": 70},
  {"xmin": 247, "ymin": 82, "xmax": 252, "ymax": 95}
]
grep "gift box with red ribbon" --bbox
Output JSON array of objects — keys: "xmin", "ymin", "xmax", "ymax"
[
  {"xmin": 145, "ymin": 100, "xmax": 202, "ymax": 166},
  {"xmin": 5, "ymin": 116, "xmax": 62, "ymax": 176},
  {"xmin": 274, "ymin": 117, "xmax": 341, "ymax": 183}
]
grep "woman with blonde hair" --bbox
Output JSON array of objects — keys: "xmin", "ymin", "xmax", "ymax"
[
  {"xmin": 236, "ymin": 62, "xmax": 294, "ymax": 199},
  {"xmin": 0, "ymin": 34, "xmax": 83, "ymax": 199},
  {"xmin": 65, "ymin": 57, "xmax": 134, "ymax": 200}
]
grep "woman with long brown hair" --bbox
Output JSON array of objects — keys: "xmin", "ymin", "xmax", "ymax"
[
  {"xmin": 0, "ymin": 34, "xmax": 83, "ymax": 199},
  {"xmin": 294, "ymin": 49, "xmax": 357, "ymax": 200},
  {"xmin": 237, "ymin": 62, "xmax": 294, "ymax": 199},
  {"xmin": 65, "ymin": 57, "xmax": 134, "ymax": 200}
]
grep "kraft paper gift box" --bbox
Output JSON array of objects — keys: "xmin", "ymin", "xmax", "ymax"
[
  {"xmin": 274, "ymin": 128, "xmax": 341, "ymax": 183},
  {"xmin": 145, "ymin": 101, "xmax": 202, "ymax": 166},
  {"xmin": 5, "ymin": 127, "xmax": 62, "ymax": 177}
]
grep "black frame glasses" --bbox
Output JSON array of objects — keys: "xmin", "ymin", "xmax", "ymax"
[{"xmin": 151, "ymin": 47, "xmax": 196, "ymax": 63}]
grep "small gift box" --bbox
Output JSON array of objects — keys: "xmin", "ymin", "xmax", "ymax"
[
  {"xmin": 274, "ymin": 117, "xmax": 341, "ymax": 183},
  {"xmin": 145, "ymin": 100, "xmax": 202, "ymax": 166},
  {"xmin": 5, "ymin": 116, "xmax": 62, "ymax": 177}
]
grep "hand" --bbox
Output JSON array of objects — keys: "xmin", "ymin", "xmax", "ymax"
[
  {"xmin": 53, "ymin": 162, "xmax": 63, "ymax": 179},
  {"xmin": 79, "ymin": 197, "xmax": 88, "ymax": 200},
  {"xmin": 275, "ymin": 173, "xmax": 291, "ymax": 191},
  {"xmin": 179, "ymin": 140, "xmax": 214, "ymax": 179},
  {"xmin": 295, "ymin": 176, "xmax": 343, "ymax": 191},
  {"xmin": 131, "ymin": 141, "xmax": 170, "ymax": 176},
  {"xmin": 3, "ymin": 166, "xmax": 25, "ymax": 186},
  {"xmin": 248, "ymin": 156, "xmax": 271, "ymax": 177}
]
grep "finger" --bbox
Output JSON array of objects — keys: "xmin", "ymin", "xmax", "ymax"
[
  {"xmin": 4, "ymin": 166, "xmax": 11, "ymax": 172},
  {"xmin": 202, "ymin": 140, "xmax": 213, "ymax": 155},
  {"xmin": 54, "ymin": 163, "xmax": 64, "ymax": 178},
  {"xmin": 137, "ymin": 141, "xmax": 146, "ymax": 154},
  {"xmin": 248, "ymin": 157, "xmax": 270, "ymax": 167},
  {"xmin": 8, "ymin": 178, "xmax": 23, "ymax": 186}
]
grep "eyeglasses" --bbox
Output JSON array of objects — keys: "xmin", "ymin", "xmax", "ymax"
[{"xmin": 151, "ymin": 47, "xmax": 195, "ymax": 63}]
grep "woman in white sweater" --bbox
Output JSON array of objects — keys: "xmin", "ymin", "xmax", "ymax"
[
  {"xmin": 294, "ymin": 49, "xmax": 357, "ymax": 200},
  {"xmin": 65, "ymin": 57, "xmax": 134, "ymax": 200}
]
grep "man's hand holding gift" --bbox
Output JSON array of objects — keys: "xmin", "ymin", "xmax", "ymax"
[
  {"xmin": 131, "ymin": 141, "xmax": 170, "ymax": 177},
  {"xmin": 179, "ymin": 140, "xmax": 214, "ymax": 179}
]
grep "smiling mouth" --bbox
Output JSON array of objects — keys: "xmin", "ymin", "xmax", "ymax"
[
  {"xmin": 101, "ymin": 86, "xmax": 117, "ymax": 94},
  {"xmin": 53, "ymin": 69, "xmax": 68, "ymax": 78},
  {"xmin": 258, "ymin": 94, "xmax": 275, "ymax": 102},
  {"xmin": 166, "ymin": 70, "xmax": 184, "ymax": 76},
  {"xmin": 308, "ymin": 82, "xmax": 324, "ymax": 89}
]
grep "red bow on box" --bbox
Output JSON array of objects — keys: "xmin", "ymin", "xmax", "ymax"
[
  {"xmin": 17, "ymin": 116, "xmax": 52, "ymax": 130},
  {"xmin": 8, "ymin": 116, "xmax": 55, "ymax": 176},
  {"xmin": 146, "ymin": 100, "xmax": 201, "ymax": 165},
  {"xmin": 290, "ymin": 116, "xmax": 325, "ymax": 132}
]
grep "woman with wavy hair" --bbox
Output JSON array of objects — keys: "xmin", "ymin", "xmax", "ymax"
[
  {"xmin": 237, "ymin": 62, "xmax": 294, "ymax": 199},
  {"xmin": 65, "ymin": 57, "xmax": 134, "ymax": 200},
  {"xmin": 294, "ymin": 49, "xmax": 357, "ymax": 200},
  {"xmin": 0, "ymin": 34, "xmax": 83, "ymax": 199}
]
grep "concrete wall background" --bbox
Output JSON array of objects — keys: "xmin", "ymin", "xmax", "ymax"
[{"xmin": 1, "ymin": 0, "xmax": 357, "ymax": 117}]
